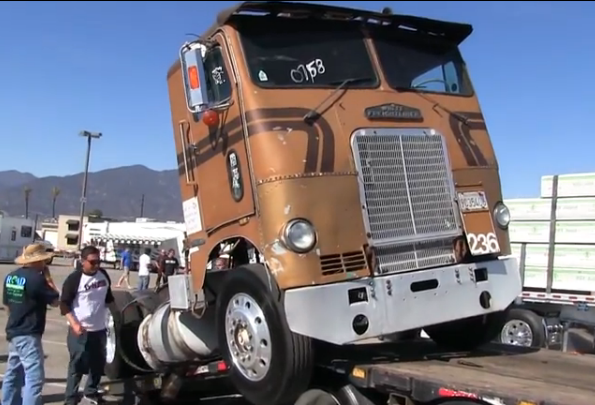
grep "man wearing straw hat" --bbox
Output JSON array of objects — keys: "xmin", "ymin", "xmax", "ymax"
[{"xmin": 2, "ymin": 243, "xmax": 60, "ymax": 405}]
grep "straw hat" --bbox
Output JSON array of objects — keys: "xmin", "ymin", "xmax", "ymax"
[{"xmin": 15, "ymin": 243, "xmax": 54, "ymax": 265}]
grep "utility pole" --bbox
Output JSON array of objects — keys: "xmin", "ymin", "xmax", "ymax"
[
  {"xmin": 140, "ymin": 194, "xmax": 145, "ymax": 218},
  {"xmin": 78, "ymin": 130, "xmax": 102, "ymax": 249}
]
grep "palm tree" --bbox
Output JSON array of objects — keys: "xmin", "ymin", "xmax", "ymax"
[
  {"xmin": 51, "ymin": 186, "xmax": 60, "ymax": 218},
  {"xmin": 88, "ymin": 208, "xmax": 103, "ymax": 218},
  {"xmin": 23, "ymin": 186, "xmax": 32, "ymax": 219}
]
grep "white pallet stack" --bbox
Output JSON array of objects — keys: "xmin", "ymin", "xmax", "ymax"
[{"xmin": 504, "ymin": 172, "xmax": 595, "ymax": 296}]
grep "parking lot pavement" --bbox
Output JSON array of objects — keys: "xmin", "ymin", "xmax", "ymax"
[{"xmin": 0, "ymin": 259, "xmax": 151, "ymax": 405}]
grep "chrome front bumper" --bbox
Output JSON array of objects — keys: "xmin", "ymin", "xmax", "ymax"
[{"xmin": 283, "ymin": 256, "xmax": 521, "ymax": 345}]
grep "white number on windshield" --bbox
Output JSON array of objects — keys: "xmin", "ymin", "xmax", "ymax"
[{"xmin": 290, "ymin": 59, "xmax": 326, "ymax": 83}]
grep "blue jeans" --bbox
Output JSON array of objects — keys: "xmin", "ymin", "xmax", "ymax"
[
  {"xmin": 1, "ymin": 335, "xmax": 45, "ymax": 405},
  {"xmin": 137, "ymin": 275, "xmax": 150, "ymax": 290}
]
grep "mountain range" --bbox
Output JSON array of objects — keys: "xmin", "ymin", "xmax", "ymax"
[{"xmin": 0, "ymin": 165, "xmax": 183, "ymax": 221}]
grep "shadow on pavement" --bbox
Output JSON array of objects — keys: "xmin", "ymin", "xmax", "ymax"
[
  {"xmin": 46, "ymin": 377, "xmax": 68, "ymax": 384},
  {"xmin": 42, "ymin": 393, "xmax": 66, "ymax": 403},
  {"xmin": 569, "ymin": 329, "xmax": 595, "ymax": 354},
  {"xmin": 0, "ymin": 381, "xmax": 67, "ymax": 404}
]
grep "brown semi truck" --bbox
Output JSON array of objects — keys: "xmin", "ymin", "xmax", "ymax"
[{"xmin": 101, "ymin": 3, "xmax": 593, "ymax": 405}]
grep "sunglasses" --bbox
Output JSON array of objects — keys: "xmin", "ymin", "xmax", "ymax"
[{"xmin": 86, "ymin": 259, "xmax": 100, "ymax": 266}]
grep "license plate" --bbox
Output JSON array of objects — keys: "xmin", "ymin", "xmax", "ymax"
[{"xmin": 458, "ymin": 191, "xmax": 488, "ymax": 212}]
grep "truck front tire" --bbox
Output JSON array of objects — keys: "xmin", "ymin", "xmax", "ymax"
[
  {"xmin": 424, "ymin": 310, "xmax": 508, "ymax": 350},
  {"xmin": 215, "ymin": 266, "xmax": 314, "ymax": 405}
]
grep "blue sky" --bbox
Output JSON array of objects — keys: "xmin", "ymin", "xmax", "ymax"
[{"xmin": 0, "ymin": 1, "xmax": 593, "ymax": 198}]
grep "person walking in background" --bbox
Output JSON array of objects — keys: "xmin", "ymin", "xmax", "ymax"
[
  {"xmin": 60, "ymin": 245, "xmax": 116, "ymax": 405},
  {"xmin": 115, "ymin": 247, "xmax": 132, "ymax": 289},
  {"xmin": 154, "ymin": 249, "xmax": 167, "ymax": 289},
  {"xmin": 162, "ymin": 249, "xmax": 180, "ymax": 284},
  {"xmin": 2, "ymin": 243, "xmax": 59, "ymax": 405},
  {"xmin": 137, "ymin": 248, "xmax": 152, "ymax": 291},
  {"xmin": 182, "ymin": 232, "xmax": 190, "ymax": 273}
]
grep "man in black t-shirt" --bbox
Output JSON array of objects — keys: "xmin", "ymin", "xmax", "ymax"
[
  {"xmin": 162, "ymin": 249, "xmax": 180, "ymax": 283},
  {"xmin": 2, "ymin": 243, "xmax": 59, "ymax": 405}
]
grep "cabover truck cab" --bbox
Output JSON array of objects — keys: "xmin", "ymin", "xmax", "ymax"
[{"xmin": 104, "ymin": 3, "xmax": 521, "ymax": 405}]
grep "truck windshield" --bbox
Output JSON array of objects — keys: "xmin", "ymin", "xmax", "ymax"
[
  {"xmin": 239, "ymin": 22, "xmax": 377, "ymax": 88},
  {"xmin": 372, "ymin": 30, "xmax": 473, "ymax": 96}
]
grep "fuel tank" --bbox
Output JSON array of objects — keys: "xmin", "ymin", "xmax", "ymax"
[{"xmin": 137, "ymin": 303, "xmax": 218, "ymax": 370}]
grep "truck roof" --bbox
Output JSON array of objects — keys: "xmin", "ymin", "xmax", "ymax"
[
  {"xmin": 321, "ymin": 340, "xmax": 594, "ymax": 405},
  {"xmin": 203, "ymin": 1, "xmax": 473, "ymax": 43},
  {"xmin": 167, "ymin": 1, "xmax": 474, "ymax": 86}
]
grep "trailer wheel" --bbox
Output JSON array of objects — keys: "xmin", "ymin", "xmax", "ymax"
[
  {"xmin": 104, "ymin": 290, "xmax": 147, "ymax": 379},
  {"xmin": 425, "ymin": 310, "xmax": 507, "ymax": 350},
  {"xmin": 498, "ymin": 308, "xmax": 546, "ymax": 348},
  {"xmin": 216, "ymin": 265, "xmax": 314, "ymax": 405}
]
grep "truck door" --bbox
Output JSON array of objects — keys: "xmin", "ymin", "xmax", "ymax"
[{"xmin": 178, "ymin": 36, "xmax": 255, "ymax": 232}]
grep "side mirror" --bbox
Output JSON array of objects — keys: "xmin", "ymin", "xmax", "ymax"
[{"xmin": 179, "ymin": 41, "xmax": 210, "ymax": 115}]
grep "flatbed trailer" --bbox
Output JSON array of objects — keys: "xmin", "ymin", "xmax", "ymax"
[{"xmin": 101, "ymin": 340, "xmax": 594, "ymax": 405}]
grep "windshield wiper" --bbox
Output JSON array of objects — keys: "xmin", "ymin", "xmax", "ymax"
[
  {"xmin": 404, "ymin": 89, "xmax": 469, "ymax": 125},
  {"xmin": 303, "ymin": 77, "xmax": 375, "ymax": 123}
]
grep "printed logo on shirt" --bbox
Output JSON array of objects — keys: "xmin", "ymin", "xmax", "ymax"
[
  {"xmin": 84, "ymin": 278, "xmax": 107, "ymax": 291},
  {"xmin": 5, "ymin": 275, "xmax": 27, "ymax": 303}
]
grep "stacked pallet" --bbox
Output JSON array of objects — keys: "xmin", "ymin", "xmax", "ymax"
[{"xmin": 504, "ymin": 172, "xmax": 595, "ymax": 292}]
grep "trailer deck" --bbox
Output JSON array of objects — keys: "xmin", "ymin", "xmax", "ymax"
[
  {"xmin": 104, "ymin": 340, "xmax": 595, "ymax": 405},
  {"xmin": 329, "ymin": 341, "xmax": 594, "ymax": 405}
]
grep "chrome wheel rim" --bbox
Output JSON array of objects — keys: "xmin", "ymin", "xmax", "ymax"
[
  {"xmin": 105, "ymin": 312, "xmax": 116, "ymax": 363},
  {"xmin": 225, "ymin": 293, "xmax": 272, "ymax": 381},
  {"xmin": 500, "ymin": 320, "xmax": 533, "ymax": 347}
]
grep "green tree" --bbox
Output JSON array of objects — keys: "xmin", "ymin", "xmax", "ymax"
[
  {"xmin": 88, "ymin": 208, "xmax": 103, "ymax": 218},
  {"xmin": 51, "ymin": 186, "xmax": 60, "ymax": 218}
]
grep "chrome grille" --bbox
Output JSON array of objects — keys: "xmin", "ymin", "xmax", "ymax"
[{"xmin": 351, "ymin": 128, "xmax": 461, "ymax": 274}]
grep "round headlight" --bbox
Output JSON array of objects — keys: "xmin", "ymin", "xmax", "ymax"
[
  {"xmin": 282, "ymin": 219, "xmax": 317, "ymax": 253},
  {"xmin": 493, "ymin": 202, "xmax": 511, "ymax": 229}
]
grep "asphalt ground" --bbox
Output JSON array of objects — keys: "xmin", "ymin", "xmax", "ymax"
[{"xmin": 0, "ymin": 259, "xmax": 593, "ymax": 405}]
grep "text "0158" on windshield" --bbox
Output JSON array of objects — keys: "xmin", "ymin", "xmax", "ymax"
[{"xmin": 290, "ymin": 59, "xmax": 326, "ymax": 83}]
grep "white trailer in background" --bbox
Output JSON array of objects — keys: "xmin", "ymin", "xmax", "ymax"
[
  {"xmin": 0, "ymin": 215, "xmax": 36, "ymax": 262},
  {"xmin": 503, "ymin": 172, "xmax": 595, "ymax": 351},
  {"xmin": 92, "ymin": 221, "xmax": 185, "ymax": 269}
]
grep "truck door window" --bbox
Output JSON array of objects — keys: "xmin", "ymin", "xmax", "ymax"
[
  {"xmin": 20, "ymin": 226, "xmax": 32, "ymax": 238},
  {"xmin": 203, "ymin": 47, "xmax": 232, "ymax": 103},
  {"xmin": 238, "ymin": 19, "xmax": 378, "ymax": 88},
  {"xmin": 373, "ymin": 29, "xmax": 473, "ymax": 96}
]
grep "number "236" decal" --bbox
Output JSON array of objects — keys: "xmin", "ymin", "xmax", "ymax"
[{"xmin": 467, "ymin": 232, "xmax": 500, "ymax": 256}]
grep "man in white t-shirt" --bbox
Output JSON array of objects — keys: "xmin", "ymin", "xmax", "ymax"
[
  {"xmin": 60, "ymin": 245, "xmax": 115, "ymax": 405},
  {"xmin": 137, "ymin": 248, "xmax": 152, "ymax": 291}
]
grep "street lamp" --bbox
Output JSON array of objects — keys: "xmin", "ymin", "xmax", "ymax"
[{"xmin": 78, "ymin": 130, "xmax": 102, "ymax": 249}]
